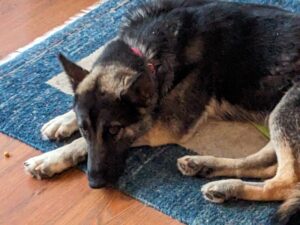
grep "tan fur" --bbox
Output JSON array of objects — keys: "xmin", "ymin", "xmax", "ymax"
[
  {"xmin": 239, "ymin": 178, "xmax": 297, "ymax": 201},
  {"xmin": 178, "ymin": 141, "xmax": 277, "ymax": 178},
  {"xmin": 76, "ymin": 69, "xmax": 99, "ymax": 94},
  {"xmin": 99, "ymin": 64, "xmax": 138, "ymax": 97},
  {"xmin": 134, "ymin": 121, "xmax": 181, "ymax": 147},
  {"xmin": 76, "ymin": 64, "xmax": 138, "ymax": 97},
  {"xmin": 272, "ymin": 141, "xmax": 298, "ymax": 180},
  {"xmin": 205, "ymin": 98, "xmax": 268, "ymax": 123},
  {"xmin": 207, "ymin": 163, "xmax": 277, "ymax": 179}
]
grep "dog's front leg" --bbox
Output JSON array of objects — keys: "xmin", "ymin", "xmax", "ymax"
[
  {"xmin": 41, "ymin": 109, "xmax": 78, "ymax": 140},
  {"xmin": 24, "ymin": 137, "xmax": 87, "ymax": 179}
]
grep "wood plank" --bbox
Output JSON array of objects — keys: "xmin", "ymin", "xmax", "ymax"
[{"xmin": 0, "ymin": 0, "xmax": 98, "ymax": 59}]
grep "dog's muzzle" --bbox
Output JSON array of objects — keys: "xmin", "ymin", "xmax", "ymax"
[
  {"xmin": 87, "ymin": 157, "xmax": 126, "ymax": 189},
  {"xmin": 87, "ymin": 171, "xmax": 107, "ymax": 188}
]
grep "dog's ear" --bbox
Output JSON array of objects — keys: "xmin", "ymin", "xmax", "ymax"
[
  {"xmin": 58, "ymin": 53, "xmax": 89, "ymax": 90},
  {"xmin": 123, "ymin": 73, "xmax": 156, "ymax": 107}
]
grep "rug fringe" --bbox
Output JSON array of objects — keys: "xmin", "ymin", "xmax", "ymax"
[{"xmin": 0, "ymin": 0, "xmax": 106, "ymax": 66}]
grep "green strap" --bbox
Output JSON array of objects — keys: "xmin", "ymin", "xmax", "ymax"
[{"xmin": 252, "ymin": 123, "xmax": 270, "ymax": 139}]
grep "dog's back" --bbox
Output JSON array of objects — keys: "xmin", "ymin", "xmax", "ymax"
[{"xmin": 120, "ymin": 0, "xmax": 300, "ymax": 123}]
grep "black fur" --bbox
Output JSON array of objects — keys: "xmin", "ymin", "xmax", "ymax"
[{"xmin": 273, "ymin": 211, "xmax": 300, "ymax": 225}]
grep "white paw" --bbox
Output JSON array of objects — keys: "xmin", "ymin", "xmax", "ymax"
[
  {"xmin": 177, "ymin": 155, "xmax": 216, "ymax": 177},
  {"xmin": 41, "ymin": 110, "xmax": 78, "ymax": 140},
  {"xmin": 24, "ymin": 151, "xmax": 68, "ymax": 179},
  {"xmin": 24, "ymin": 138, "xmax": 87, "ymax": 179},
  {"xmin": 201, "ymin": 179, "xmax": 243, "ymax": 203}
]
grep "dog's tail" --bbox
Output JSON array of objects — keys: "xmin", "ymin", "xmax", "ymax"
[{"xmin": 272, "ymin": 183, "xmax": 300, "ymax": 225}]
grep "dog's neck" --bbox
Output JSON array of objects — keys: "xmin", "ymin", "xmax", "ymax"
[
  {"xmin": 129, "ymin": 45, "xmax": 176, "ymax": 98},
  {"xmin": 131, "ymin": 47, "xmax": 156, "ymax": 75}
]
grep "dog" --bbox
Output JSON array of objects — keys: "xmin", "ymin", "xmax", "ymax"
[{"xmin": 24, "ymin": 0, "xmax": 300, "ymax": 223}]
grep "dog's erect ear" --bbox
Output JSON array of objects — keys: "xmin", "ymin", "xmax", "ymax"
[{"xmin": 58, "ymin": 53, "xmax": 89, "ymax": 90}]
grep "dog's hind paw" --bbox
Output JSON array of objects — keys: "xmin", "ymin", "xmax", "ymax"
[
  {"xmin": 177, "ymin": 155, "xmax": 216, "ymax": 177},
  {"xmin": 41, "ymin": 110, "xmax": 78, "ymax": 140},
  {"xmin": 201, "ymin": 179, "xmax": 243, "ymax": 203}
]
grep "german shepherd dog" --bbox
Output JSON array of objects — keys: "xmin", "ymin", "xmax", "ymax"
[{"xmin": 24, "ymin": 0, "xmax": 300, "ymax": 223}]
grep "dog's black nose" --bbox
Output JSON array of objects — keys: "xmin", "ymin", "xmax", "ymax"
[
  {"xmin": 88, "ymin": 178, "xmax": 106, "ymax": 189},
  {"xmin": 88, "ymin": 171, "xmax": 106, "ymax": 189}
]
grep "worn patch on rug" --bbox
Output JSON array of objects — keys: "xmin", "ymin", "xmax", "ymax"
[{"xmin": 0, "ymin": 0, "xmax": 298, "ymax": 224}]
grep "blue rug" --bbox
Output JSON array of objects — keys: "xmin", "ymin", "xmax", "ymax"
[{"xmin": 0, "ymin": 0, "xmax": 299, "ymax": 224}]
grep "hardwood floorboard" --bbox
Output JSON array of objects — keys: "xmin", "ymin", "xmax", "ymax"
[{"xmin": 0, "ymin": 0, "xmax": 98, "ymax": 59}]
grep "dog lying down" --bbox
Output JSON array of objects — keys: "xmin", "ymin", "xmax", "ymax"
[{"xmin": 24, "ymin": 0, "xmax": 300, "ymax": 224}]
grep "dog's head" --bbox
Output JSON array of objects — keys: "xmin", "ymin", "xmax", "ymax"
[{"xmin": 59, "ymin": 40, "xmax": 158, "ymax": 188}]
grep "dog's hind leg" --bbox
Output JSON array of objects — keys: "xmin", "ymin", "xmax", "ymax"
[
  {"xmin": 41, "ymin": 109, "xmax": 78, "ymax": 140},
  {"xmin": 200, "ymin": 141, "xmax": 296, "ymax": 203},
  {"xmin": 200, "ymin": 84, "xmax": 300, "ymax": 206},
  {"xmin": 200, "ymin": 142, "xmax": 296, "ymax": 203},
  {"xmin": 24, "ymin": 137, "xmax": 87, "ymax": 179},
  {"xmin": 177, "ymin": 141, "xmax": 277, "ymax": 179}
]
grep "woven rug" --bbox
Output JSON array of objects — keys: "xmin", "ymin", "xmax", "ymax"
[{"xmin": 0, "ymin": 0, "xmax": 299, "ymax": 224}]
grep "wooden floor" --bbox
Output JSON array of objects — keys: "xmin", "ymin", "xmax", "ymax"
[{"xmin": 0, "ymin": 1, "xmax": 182, "ymax": 224}]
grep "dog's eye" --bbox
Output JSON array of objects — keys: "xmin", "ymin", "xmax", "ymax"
[{"xmin": 108, "ymin": 125, "xmax": 122, "ymax": 135}]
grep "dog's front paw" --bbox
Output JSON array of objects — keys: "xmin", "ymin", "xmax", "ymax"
[
  {"xmin": 41, "ymin": 111, "xmax": 78, "ymax": 140},
  {"xmin": 177, "ymin": 155, "xmax": 216, "ymax": 177},
  {"xmin": 201, "ymin": 179, "xmax": 243, "ymax": 203},
  {"xmin": 24, "ymin": 155, "xmax": 55, "ymax": 179},
  {"xmin": 24, "ymin": 138, "xmax": 87, "ymax": 180},
  {"xmin": 24, "ymin": 151, "xmax": 69, "ymax": 179}
]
